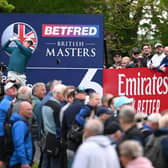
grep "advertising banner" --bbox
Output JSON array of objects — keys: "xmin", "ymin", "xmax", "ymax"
[
  {"xmin": 103, "ymin": 68, "xmax": 168, "ymax": 113},
  {"xmin": 0, "ymin": 14, "xmax": 103, "ymax": 95}
]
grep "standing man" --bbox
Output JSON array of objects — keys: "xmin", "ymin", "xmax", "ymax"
[
  {"xmin": 2, "ymin": 37, "xmax": 33, "ymax": 85},
  {"xmin": 9, "ymin": 101, "xmax": 33, "ymax": 168},
  {"xmin": 72, "ymin": 119, "xmax": 120, "ymax": 168},
  {"xmin": 0, "ymin": 82, "xmax": 18, "ymax": 167},
  {"xmin": 158, "ymin": 46, "xmax": 168, "ymax": 72}
]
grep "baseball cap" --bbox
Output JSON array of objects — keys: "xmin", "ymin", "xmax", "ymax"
[
  {"xmin": 154, "ymin": 43, "xmax": 162, "ymax": 48},
  {"xmin": 4, "ymin": 82, "xmax": 18, "ymax": 91},
  {"xmin": 114, "ymin": 96, "xmax": 133, "ymax": 109},
  {"xmin": 96, "ymin": 106, "xmax": 114, "ymax": 116},
  {"xmin": 74, "ymin": 87, "xmax": 86, "ymax": 94},
  {"xmin": 24, "ymin": 38, "xmax": 33, "ymax": 45}
]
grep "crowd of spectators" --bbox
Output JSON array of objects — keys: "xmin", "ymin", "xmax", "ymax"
[{"xmin": 107, "ymin": 43, "xmax": 168, "ymax": 72}]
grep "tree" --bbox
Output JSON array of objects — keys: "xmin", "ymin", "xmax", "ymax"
[{"xmin": 0, "ymin": 0, "xmax": 14, "ymax": 12}]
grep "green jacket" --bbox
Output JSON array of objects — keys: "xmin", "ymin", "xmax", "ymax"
[{"xmin": 2, "ymin": 40, "xmax": 32, "ymax": 74}]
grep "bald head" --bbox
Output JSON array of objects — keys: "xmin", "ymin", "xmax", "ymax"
[{"xmin": 19, "ymin": 101, "xmax": 32, "ymax": 119}]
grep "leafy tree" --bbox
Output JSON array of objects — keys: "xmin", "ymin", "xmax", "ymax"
[{"xmin": 0, "ymin": 0, "xmax": 14, "ymax": 12}]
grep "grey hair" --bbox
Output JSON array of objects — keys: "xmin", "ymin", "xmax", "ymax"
[
  {"xmin": 159, "ymin": 115, "xmax": 168, "ymax": 128},
  {"xmin": 17, "ymin": 86, "xmax": 32, "ymax": 100},
  {"xmin": 119, "ymin": 140, "xmax": 143, "ymax": 158},
  {"xmin": 52, "ymin": 84, "xmax": 66, "ymax": 96},
  {"xmin": 84, "ymin": 119, "xmax": 104, "ymax": 135},
  {"xmin": 119, "ymin": 105, "xmax": 135, "ymax": 123}
]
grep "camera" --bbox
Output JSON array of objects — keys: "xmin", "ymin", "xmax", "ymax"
[{"xmin": 0, "ymin": 62, "xmax": 7, "ymax": 73}]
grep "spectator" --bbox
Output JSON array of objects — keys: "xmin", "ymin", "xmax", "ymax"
[
  {"xmin": 41, "ymin": 84, "xmax": 66, "ymax": 168},
  {"xmin": 9, "ymin": 101, "xmax": 33, "ymax": 168},
  {"xmin": 12, "ymin": 86, "xmax": 32, "ymax": 113},
  {"xmin": 32, "ymin": 82, "xmax": 46, "ymax": 165},
  {"xmin": 147, "ymin": 43, "xmax": 165, "ymax": 69},
  {"xmin": 144, "ymin": 115, "xmax": 168, "ymax": 168},
  {"xmin": 118, "ymin": 105, "xmax": 143, "ymax": 145},
  {"xmin": 121, "ymin": 57, "xmax": 131, "ymax": 68},
  {"xmin": 104, "ymin": 119, "xmax": 122, "ymax": 143},
  {"xmin": 72, "ymin": 119, "xmax": 121, "ymax": 168},
  {"xmin": 41, "ymin": 80, "xmax": 62, "ymax": 106},
  {"xmin": 96, "ymin": 106, "xmax": 113, "ymax": 122},
  {"xmin": 1, "ymin": 37, "xmax": 33, "ymax": 85},
  {"xmin": 119, "ymin": 140, "xmax": 153, "ymax": 168},
  {"xmin": 101, "ymin": 93, "xmax": 113, "ymax": 107},
  {"xmin": 61, "ymin": 87, "xmax": 87, "ymax": 142},
  {"xmin": 158, "ymin": 46, "xmax": 168, "ymax": 72},
  {"xmin": 0, "ymin": 82, "xmax": 18, "ymax": 168},
  {"xmin": 109, "ymin": 52, "xmax": 122, "ymax": 69},
  {"xmin": 126, "ymin": 48, "xmax": 146, "ymax": 68}
]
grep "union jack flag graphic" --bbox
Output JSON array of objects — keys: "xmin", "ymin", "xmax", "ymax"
[{"xmin": 13, "ymin": 22, "xmax": 38, "ymax": 50}]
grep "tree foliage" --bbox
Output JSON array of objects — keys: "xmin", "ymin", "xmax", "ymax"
[{"xmin": 0, "ymin": 0, "xmax": 14, "ymax": 12}]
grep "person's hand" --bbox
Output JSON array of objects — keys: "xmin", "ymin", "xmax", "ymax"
[
  {"xmin": 160, "ymin": 64, "xmax": 166, "ymax": 72},
  {"xmin": 148, "ymin": 63, "xmax": 153, "ymax": 69},
  {"xmin": 21, "ymin": 164, "xmax": 31, "ymax": 168}
]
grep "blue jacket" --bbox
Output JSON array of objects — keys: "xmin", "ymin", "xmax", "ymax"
[
  {"xmin": 158, "ymin": 56, "xmax": 168, "ymax": 71},
  {"xmin": 0, "ymin": 95, "xmax": 14, "ymax": 136},
  {"xmin": 75, "ymin": 104, "xmax": 94, "ymax": 127},
  {"xmin": 9, "ymin": 112, "xmax": 32, "ymax": 167}
]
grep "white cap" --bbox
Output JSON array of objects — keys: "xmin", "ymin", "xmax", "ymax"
[
  {"xmin": 4, "ymin": 82, "xmax": 17, "ymax": 91},
  {"xmin": 24, "ymin": 38, "xmax": 33, "ymax": 45},
  {"xmin": 154, "ymin": 43, "xmax": 162, "ymax": 48}
]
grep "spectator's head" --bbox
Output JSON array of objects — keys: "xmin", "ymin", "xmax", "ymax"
[
  {"xmin": 23, "ymin": 38, "xmax": 33, "ymax": 48},
  {"xmin": 74, "ymin": 87, "xmax": 87, "ymax": 101},
  {"xmin": 159, "ymin": 115, "xmax": 168, "ymax": 128},
  {"xmin": 148, "ymin": 113, "xmax": 161, "ymax": 129},
  {"xmin": 4, "ymin": 82, "xmax": 18, "ymax": 98},
  {"xmin": 119, "ymin": 140, "xmax": 143, "ymax": 167},
  {"xmin": 17, "ymin": 86, "xmax": 32, "ymax": 102},
  {"xmin": 135, "ymin": 112, "xmax": 148, "ymax": 129},
  {"xmin": 164, "ymin": 46, "xmax": 168, "ymax": 57},
  {"xmin": 88, "ymin": 92, "xmax": 100, "ymax": 107},
  {"xmin": 131, "ymin": 48, "xmax": 141, "ymax": 59},
  {"xmin": 83, "ymin": 119, "xmax": 104, "ymax": 140},
  {"xmin": 52, "ymin": 84, "xmax": 67, "ymax": 102},
  {"xmin": 104, "ymin": 120, "xmax": 122, "ymax": 141},
  {"xmin": 119, "ymin": 105, "xmax": 135, "ymax": 131},
  {"xmin": 101, "ymin": 93, "xmax": 113, "ymax": 107},
  {"xmin": 114, "ymin": 96, "xmax": 134, "ymax": 110},
  {"xmin": 154, "ymin": 43, "xmax": 163, "ymax": 55},
  {"xmin": 96, "ymin": 106, "xmax": 113, "ymax": 122},
  {"xmin": 161, "ymin": 109, "xmax": 168, "ymax": 116},
  {"xmin": 142, "ymin": 43, "xmax": 151, "ymax": 57},
  {"xmin": 46, "ymin": 80, "xmax": 62, "ymax": 92},
  {"xmin": 108, "ymin": 96, "xmax": 118, "ymax": 111},
  {"xmin": 63, "ymin": 85, "xmax": 75, "ymax": 102},
  {"xmin": 33, "ymin": 82, "xmax": 46, "ymax": 100},
  {"xmin": 121, "ymin": 56, "xmax": 131, "ymax": 68},
  {"xmin": 113, "ymin": 52, "xmax": 122, "ymax": 64},
  {"xmin": 19, "ymin": 101, "xmax": 33, "ymax": 120}
]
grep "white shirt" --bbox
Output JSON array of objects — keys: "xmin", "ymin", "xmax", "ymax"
[{"xmin": 147, "ymin": 53, "xmax": 165, "ymax": 68}]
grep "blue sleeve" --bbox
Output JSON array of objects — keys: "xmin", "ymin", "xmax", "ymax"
[
  {"xmin": 161, "ymin": 137, "xmax": 168, "ymax": 160},
  {"xmin": 14, "ymin": 40, "xmax": 32, "ymax": 56},
  {"xmin": 1, "ymin": 40, "xmax": 15, "ymax": 53},
  {"xmin": 75, "ymin": 107, "xmax": 90, "ymax": 126},
  {"xmin": 158, "ymin": 58, "xmax": 166, "ymax": 72},
  {"xmin": 12, "ymin": 121, "xmax": 30, "ymax": 164}
]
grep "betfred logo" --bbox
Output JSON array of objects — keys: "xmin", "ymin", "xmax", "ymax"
[{"xmin": 42, "ymin": 24, "xmax": 99, "ymax": 37}]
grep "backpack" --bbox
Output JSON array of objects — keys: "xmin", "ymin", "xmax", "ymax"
[
  {"xmin": 3, "ymin": 105, "xmax": 29, "ymax": 162},
  {"xmin": 144, "ymin": 134, "xmax": 168, "ymax": 168}
]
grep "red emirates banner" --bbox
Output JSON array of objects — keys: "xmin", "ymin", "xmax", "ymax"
[{"xmin": 103, "ymin": 68, "xmax": 168, "ymax": 113}]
